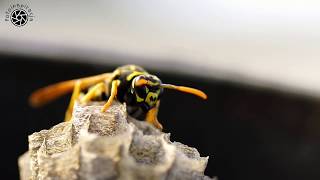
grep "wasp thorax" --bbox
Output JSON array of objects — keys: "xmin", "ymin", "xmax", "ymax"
[{"xmin": 131, "ymin": 75, "xmax": 163, "ymax": 108}]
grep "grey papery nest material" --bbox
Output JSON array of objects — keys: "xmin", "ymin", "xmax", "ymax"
[{"xmin": 19, "ymin": 101, "xmax": 215, "ymax": 180}]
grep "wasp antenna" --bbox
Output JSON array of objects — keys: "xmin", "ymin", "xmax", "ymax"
[
  {"xmin": 135, "ymin": 78, "xmax": 148, "ymax": 86},
  {"xmin": 161, "ymin": 84, "xmax": 207, "ymax": 100}
]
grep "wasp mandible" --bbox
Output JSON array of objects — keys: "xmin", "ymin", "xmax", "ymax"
[{"xmin": 29, "ymin": 65, "xmax": 207, "ymax": 130}]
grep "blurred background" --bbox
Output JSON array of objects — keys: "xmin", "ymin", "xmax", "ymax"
[{"xmin": 1, "ymin": 0, "xmax": 320, "ymax": 179}]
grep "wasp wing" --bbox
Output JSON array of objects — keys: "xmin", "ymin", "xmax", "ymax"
[{"xmin": 29, "ymin": 73, "xmax": 113, "ymax": 107}]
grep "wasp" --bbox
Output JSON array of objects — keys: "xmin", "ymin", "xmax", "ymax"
[{"xmin": 29, "ymin": 65, "xmax": 207, "ymax": 130}]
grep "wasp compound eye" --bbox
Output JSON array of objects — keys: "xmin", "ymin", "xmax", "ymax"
[{"xmin": 136, "ymin": 84, "xmax": 148, "ymax": 97}]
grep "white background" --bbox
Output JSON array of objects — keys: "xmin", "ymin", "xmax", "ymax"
[{"xmin": 1, "ymin": 0, "xmax": 320, "ymax": 97}]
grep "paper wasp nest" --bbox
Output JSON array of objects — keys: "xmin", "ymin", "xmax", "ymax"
[{"xmin": 18, "ymin": 102, "xmax": 214, "ymax": 180}]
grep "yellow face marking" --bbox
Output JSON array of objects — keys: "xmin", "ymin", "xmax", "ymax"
[
  {"xmin": 136, "ymin": 94, "xmax": 144, "ymax": 102},
  {"xmin": 145, "ymin": 91, "xmax": 159, "ymax": 107},
  {"xmin": 127, "ymin": 71, "xmax": 146, "ymax": 81}
]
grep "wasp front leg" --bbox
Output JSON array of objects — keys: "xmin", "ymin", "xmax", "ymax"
[
  {"xmin": 80, "ymin": 82, "xmax": 106, "ymax": 104},
  {"xmin": 78, "ymin": 70, "xmax": 120, "ymax": 106},
  {"xmin": 146, "ymin": 101, "xmax": 163, "ymax": 130},
  {"xmin": 65, "ymin": 80, "xmax": 82, "ymax": 121},
  {"xmin": 101, "ymin": 80, "xmax": 121, "ymax": 112}
]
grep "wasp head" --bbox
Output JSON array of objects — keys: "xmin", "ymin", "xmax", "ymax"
[{"xmin": 131, "ymin": 75, "xmax": 163, "ymax": 109}]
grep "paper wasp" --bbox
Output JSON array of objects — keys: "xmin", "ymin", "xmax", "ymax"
[{"xmin": 29, "ymin": 65, "xmax": 207, "ymax": 130}]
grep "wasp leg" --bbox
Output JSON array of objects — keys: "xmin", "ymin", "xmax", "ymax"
[
  {"xmin": 145, "ymin": 101, "xmax": 163, "ymax": 130},
  {"xmin": 101, "ymin": 80, "xmax": 120, "ymax": 112},
  {"xmin": 64, "ymin": 80, "xmax": 82, "ymax": 122},
  {"xmin": 80, "ymin": 82, "xmax": 105, "ymax": 104}
]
